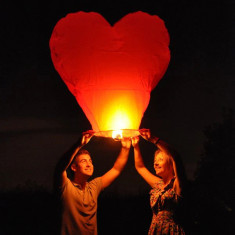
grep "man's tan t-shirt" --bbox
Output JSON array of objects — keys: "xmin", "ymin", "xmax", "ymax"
[{"xmin": 60, "ymin": 177, "xmax": 102, "ymax": 235}]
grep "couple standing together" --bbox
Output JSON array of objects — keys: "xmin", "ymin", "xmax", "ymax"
[{"xmin": 54, "ymin": 129, "xmax": 186, "ymax": 235}]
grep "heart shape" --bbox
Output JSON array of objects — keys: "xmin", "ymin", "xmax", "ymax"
[{"xmin": 50, "ymin": 11, "xmax": 170, "ymax": 135}]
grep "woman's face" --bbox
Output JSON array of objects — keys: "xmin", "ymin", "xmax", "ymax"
[{"xmin": 154, "ymin": 151, "xmax": 173, "ymax": 178}]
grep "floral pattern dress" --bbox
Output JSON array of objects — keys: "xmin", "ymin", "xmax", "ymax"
[{"xmin": 148, "ymin": 178, "xmax": 185, "ymax": 235}]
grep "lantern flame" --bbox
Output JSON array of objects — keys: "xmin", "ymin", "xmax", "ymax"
[{"xmin": 112, "ymin": 130, "xmax": 123, "ymax": 140}]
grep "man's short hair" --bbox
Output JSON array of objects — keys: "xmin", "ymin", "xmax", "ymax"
[{"xmin": 71, "ymin": 149, "xmax": 91, "ymax": 165}]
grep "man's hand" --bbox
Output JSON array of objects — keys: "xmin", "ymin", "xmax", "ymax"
[
  {"xmin": 81, "ymin": 130, "xmax": 95, "ymax": 146},
  {"xmin": 101, "ymin": 136, "xmax": 131, "ymax": 189},
  {"xmin": 121, "ymin": 137, "xmax": 131, "ymax": 149}
]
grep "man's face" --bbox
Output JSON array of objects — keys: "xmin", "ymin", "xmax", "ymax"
[{"xmin": 72, "ymin": 154, "xmax": 94, "ymax": 177}]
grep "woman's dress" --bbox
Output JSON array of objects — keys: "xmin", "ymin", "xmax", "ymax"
[{"xmin": 148, "ymin": 178, "xmax": 185, "ymax": 235}]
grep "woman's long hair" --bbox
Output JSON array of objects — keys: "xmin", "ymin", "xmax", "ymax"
[{"xmin": 155, "ymin": 141, "xmax": 187, "ymax": 197}]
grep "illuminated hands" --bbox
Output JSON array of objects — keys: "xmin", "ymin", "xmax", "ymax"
[
  {"xmin": 131, "ymin": 136, "xmax": 140, "ymax": 148},
  {"xmin": 121, "ymin": 137, "xmax": 132, "ymax": 149},
  {"xmin": 81, "ymin": 130, "xmax": 95, "ymax": 146},
  {"xmin": 139, "ymin": 128, "xmax": 159, "ymax": 144}
]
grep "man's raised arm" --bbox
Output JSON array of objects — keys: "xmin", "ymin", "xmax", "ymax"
[
  {"xmin": 101, "ymin": 137, "xmax": 131, "ymax": 189},
  {"xmin": 53, "ymin": 130, "xmax": 94, "ymax": 189}
]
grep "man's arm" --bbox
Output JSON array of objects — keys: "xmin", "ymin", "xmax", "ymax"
[
  {"xmin": 53, "ymin": 130, "xmax": 94, "ymax": 189},
  {"xmin": 101, "ymin": 138, "xmax": 131, "ymax": 189}
]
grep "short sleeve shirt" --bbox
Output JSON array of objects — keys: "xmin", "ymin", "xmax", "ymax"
[{"xmin": 60, "ymin": 177, "xmax": 103, "ymax": 235}]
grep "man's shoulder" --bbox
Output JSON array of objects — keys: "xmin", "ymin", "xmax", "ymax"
[
  {"xmin": 87, "ymin": 177, "xmax": 103, "ymax": 191},
  {"xmin": 88, "ymin": 177, "xmax": 102, "ymax": 185}
]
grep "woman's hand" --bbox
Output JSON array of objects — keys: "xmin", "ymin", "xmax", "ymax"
[
  {"xmin": 139, "ymin": 128, "xmax": 159, "ymax": 144},
  {"xmin": 139, "ymin": 128, "xmax": 151, "ymax": 140},
  {"xmin": 131, "ymin": 136, "xmax": 140, "ymax": 148}
]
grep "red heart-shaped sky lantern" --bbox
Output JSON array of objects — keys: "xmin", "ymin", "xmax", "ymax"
[{"xmin": 49, "ymin": 11, "xmax": 170, "ymax": 138}]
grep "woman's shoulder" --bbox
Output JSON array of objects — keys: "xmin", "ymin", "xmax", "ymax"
[{"xmin": 151, "ymin": 179, "xmax": 164, "ymax": 190}]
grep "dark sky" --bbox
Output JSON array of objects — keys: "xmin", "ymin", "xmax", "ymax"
[{"xmin": 0, "ymin": 0, "xmax": 234, "ymax": 195}]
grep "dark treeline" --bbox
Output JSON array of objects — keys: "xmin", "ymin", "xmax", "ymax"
[{"xmin": 189, "ymin": 109, "xmax": 234, "ymax": 235}]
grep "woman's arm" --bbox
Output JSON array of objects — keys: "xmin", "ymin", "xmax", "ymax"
[
  {"xmin": 139, "ymin": 129, "xmax": 186, "ymax": 195},
  {"xmin": 132, "ymin": 136, "xmax": 160, "ymax": 188}
]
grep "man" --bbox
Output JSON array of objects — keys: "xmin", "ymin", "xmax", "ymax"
[{"xmin": 54, "ymin": 130, "xmax": 131, "ymax": 235}]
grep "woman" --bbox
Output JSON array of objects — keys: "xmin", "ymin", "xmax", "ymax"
[{"xmin": 132, "ymin": 129, "xmax": 186, "ymax": 234}]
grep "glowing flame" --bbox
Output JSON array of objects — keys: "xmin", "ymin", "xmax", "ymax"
[
  {"xmin": 108, "ymin": 110, "xmax": 131, "ymax": 130},
  {"xmin": 112, "ymin": 130, "xmax": 123, "ymax": 140}
]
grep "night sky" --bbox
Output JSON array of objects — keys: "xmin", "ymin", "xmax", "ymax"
[{"xmin": 1, "ymin": 0, "xmax": 234, "ymax": 195}]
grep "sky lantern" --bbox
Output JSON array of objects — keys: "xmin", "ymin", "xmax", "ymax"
[{"xmin": 49, "ymin": 11, "xmax": 170, "ymax": 138}]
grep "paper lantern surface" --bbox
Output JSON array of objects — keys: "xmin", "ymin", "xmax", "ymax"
[{"xmin": 50, "ymin": 11, "xmax": 170, "ymax": 137}]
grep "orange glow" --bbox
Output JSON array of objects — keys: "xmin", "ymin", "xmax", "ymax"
[
  {"xmin": 109, "ymin": 111, "xmax": 130, "ymax": 131},
  {"xmin": 74, "ymin": 89, "xmax": 150, "ymax": 134},
  {"xmin": 49, "ymin": 11, "xmax": 170, "ymax": 137}
]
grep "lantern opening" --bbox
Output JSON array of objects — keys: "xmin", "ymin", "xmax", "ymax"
[
  {"xmin": 95, "ymin": 129, "xmax": 140, "ymax": 138},
  {"xmin": 112, "ymin": 130, "xmax": 123, "ymax": 140}
]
